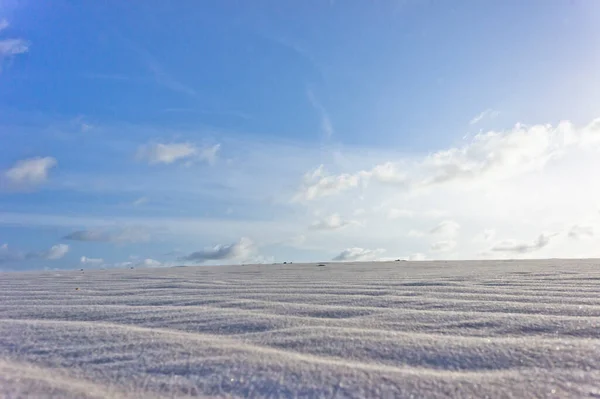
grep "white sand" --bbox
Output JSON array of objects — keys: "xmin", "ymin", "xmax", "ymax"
[{"xmin": 1, "ymin": 260, "xmax": 600, "ymax": 398}]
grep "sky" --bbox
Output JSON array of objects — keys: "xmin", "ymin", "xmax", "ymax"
[{"xmin": 1, "ymin": 0, "xmax": 600, "ymax": 270}]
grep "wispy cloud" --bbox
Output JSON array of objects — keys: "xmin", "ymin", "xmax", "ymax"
[
  {"xmin": 133, "ymin": 197, "xmax": 148, "ymax": 207},
  {"xmin": 0, "ymin": 38, "xmax": 29, "ymax": 57},
  {"xmin": 469, "ymin": 108, "xmax": 499, "ymax": 125},
  {"xmin": 388, "ymin": 208, "xmax": 414, "ymax": 219},
  {"xmin": 136, "ymin": 142, "xmax": 220, "ymax": 165},
  {"xmin": 473, "ymin": 228, "xmax": 496, "ymax": 243},
  {"xmin": 408, "ymin": 229, "xmax": 425, "ymax": 238},
  {"xmin": 307, "ymin": 89, "xmax": 334, "ymax": 139},
  {"xmin": 406, "ymin": 220, "xmax": 460, "ymax": 240},
  {"xmin": 0, "ymin": 19, "xmax": 30, "ymax": 71},
  {"xmin": 144, "ymin": 57, "xmax": 197, "ymax": 97},
  {"xmin": 568, "ymin": 225, "xmax": 594, "ymax": 240},
  {"xmin": 129, "ymin": 38, "xmax": 197, "ymax": 97},
  {"xmin": 0, "ymin": 19, "xmax": 9, "ymax": 32},
  {"xmin": 108, "ymin": 33, "xmax": 197, "ymax": 96},
  {"xmin": 2, "ymin": 157, "xmax": 57, "ymax": 189},
  {"xmin": 430, "ymin": 240, "xmax": 456, "ymax": 252},
  {"xmin": 429, "ymin": 220, "xmax": 461, "ymax": 237}
]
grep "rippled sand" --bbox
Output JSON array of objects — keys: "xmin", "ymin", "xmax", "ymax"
[{"xmin": 2, "ymin": 260, "xmax": 600, "ymax": 398}]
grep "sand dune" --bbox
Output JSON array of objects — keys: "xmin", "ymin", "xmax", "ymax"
[{"xmin": 1, "ymin": 260, "xmax": 600, "ymax": 398}]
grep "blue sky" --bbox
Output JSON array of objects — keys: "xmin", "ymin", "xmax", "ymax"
[{"xmin": 2, "ymin": 0, "xmax": 600, "ymax": 270}]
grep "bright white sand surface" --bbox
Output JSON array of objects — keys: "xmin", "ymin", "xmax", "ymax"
[{"xmin": 1, "ymin": 260, "xmax": 600, "ymax": 398}]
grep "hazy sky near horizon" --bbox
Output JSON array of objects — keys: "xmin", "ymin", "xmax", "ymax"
[{"xmin": 2, "ymin": 1, "xmax": 600, "ymax": 270}]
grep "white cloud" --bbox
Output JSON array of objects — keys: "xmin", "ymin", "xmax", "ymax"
[
  {"xmin": 430, "ymin": 220, "xmax": 461, "ymax": 237},
  {"xmin": 388, "ymin": 208, "xmax": 414, "ymax": 219},
  {"xmin": 420, "ymin": 126, "xmax": 553, "ymax": 187},
  {"xmin": 0, "ymin": 19, "xmax": 29, "ymax": 71},
  {"xmin": 295, "ymin": 165, "xmax": 363, "ymax": 201},
  {"xmin": 5, "ymin": 115, "xmax": 600, "ymax": 264},
  {"xmin": 0, "ymin": 38, "xmax": 29, "ymax": 57},
  {"xmin": 136, "ymin": 142, "xmax": 219, "ymax": 165},
  {"xmin": 80, "ymin": 256, "xmax": 104, "ymax": 265},
  {"xmin": 295, "ymin": 162, "xmax": 405, "ymax": 201},
  {"xmin": 2, "ymin": 243, "xmax": 68, "ymax": 263},
  {"xmin": 310, "ymin": 213, "xmax": 357, "ymax": 230},
  {"xmin": 297, "ymin": 119, "xmax": 600, "ymax": 199},
  {"xmin": 469, "ymin": 109, "xmax": 499, "ymax": 125},
  {"xmin": 44, "ymin": 244, "xmax": 69, "ymax": 260},
  {"xmin": 136, "ymin": 258, "xmax": 162, "ymax": 268},
  {"xmin": 332, "ymin": 247, "xmax": 385, "ymax": 261},
  {"xmin": 568, "ymin": 225, "xmax": 594, "ymax": 240},
  {"xmin": 408, "ymin": 253, "xmax": 427, "ymax": 261},
  {"xmin": 181, "ymin": 237, "xmax": 255, "ymax": 263},
  {"xmin": 4, "ymin": 157, "xmax": 57, "ymax": 187},
  {"xmin": 63, "ymin": 228, "xmax": 150, "ymax": 244},
  {"xmin": 490, "ymin": 233, "xmax": 555, "ymax": 254},
  {"xmin": 431, "ymin": 240, "xmax": 456, "ymax": 252},
  {"xmin": 368, "ymin": 162, "xmax": 406, "ymax": 185}
]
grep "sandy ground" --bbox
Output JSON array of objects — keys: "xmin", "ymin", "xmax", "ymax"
[{"xmin": 1, "ymin": 260, "xmax": 600, "ymax": 398}]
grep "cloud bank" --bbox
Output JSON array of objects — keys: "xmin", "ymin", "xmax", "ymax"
[
  {"xmin": 491, "ymin": 233, "xmax": 555, "ymax": 254},
  {"xmin": 1, "ymin": 243, "xmax": 69, "ymax": 264},
  {"xmin": 63, "ymin": 228, "xmax": 150, "ymax": 244},
  {"xmin": 181, "ymin": 237, "xmax": 255, "ymax": 263},
  {"xmin": 332, "ymin": 247, "xmax": 385, "ymax": 261}
]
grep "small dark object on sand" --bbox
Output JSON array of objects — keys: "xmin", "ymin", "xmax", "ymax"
[
  {"xmin": 75, "ymin": 287, "xmax": 80, "ymax": 291},
  {"xmin": 317, "ymin": 264, "xmax": 326, "ymax": 267}
]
